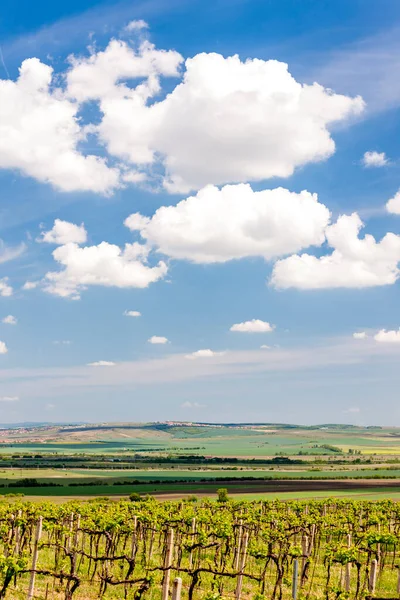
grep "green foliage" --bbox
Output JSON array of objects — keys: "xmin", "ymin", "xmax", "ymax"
[{"xmin": 217, "ymin": 488, "xmax": 228, "ymax": 502}]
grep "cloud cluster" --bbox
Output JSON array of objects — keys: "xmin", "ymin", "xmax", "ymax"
[
  {"xmin": 185, "ymin": 349, "xmax": 223, "ymax": 359},
  {"xmin": 0, "ymin": 58, "xmax": 119, "ymax": 193},
  {"xmin": 2, "ymin": 315, "xmax": 17, "ymax": 325},
  {"xmin": 272, "ymin": 213, "xmax": 400, "ymax": 289},
  {"xmin": 87, "ymin": 360, "xmax": 116, "ymax": 367},
  {"xmin": 44, "ymin": 240, "xmax": 167, "ymax": 299},
  {"xmin": 40, "ymin": 219, "xmax": 87, "ymax": 245},
  {"xmin": 353, "ymin": 332, "xmax": 367, "ymax": 339},
  {"xmin": 0, "ymin": 278, "xmax": 12, "ymax": 297},
  {"xmin": 148, "ymin": 336, "xmax": 168, "ymax": 344},
  {"xmin": 374, "ymin": 329, "xmax": 400, "ymax": 343},
  {"xmin": 126, "ymin": 184, "xmax": 330, "ymax": 263},
  {"xmin": 0, "ymin": 28, "xmax": 364, "ymax": 194},
  {"xmin": 0, "ymin": 341, "xmax": 8, "ymax": 354},
  {"xmin": 386, "ymin": 190, "xmax": 400, "ymax": 215},
  {"xmin": 362, "ymin": 151, "xmax": 388, "ymax": 167},
  {"xmin": 0, "ymin": 396, "xmax": 18, "ymax": 402},
  {"xmin": 230, "ymin": 319, "xmax": 274, "ymax": 333}
]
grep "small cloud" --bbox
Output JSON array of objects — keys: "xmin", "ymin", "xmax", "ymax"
[
  {"xmin": 353, "ymin": 332, "xmax": 367, "ymax": 340},
  {"xmin": 124, "ymin": 310, "xmax": 141, "ymax": 317},
  {"xmin": 343, "ymin": 407, "xmax": 360, "ymax": 414},
  {"xmin": 374, "ymin": 329, "xmax": 400, "ymax": 343},
  {"xmin": 2, "ymin": 315, "xmax": 17, "ymax": 325},
  {"xmin": 148, "ymin": 336, "xmax": 168, "ymax": 344},
  {"xmin": 185, "ymin": 349, "xmax": 224, "ymax": 359},
  {"xmin": 230, "ymin": 319, "xmax": 275, "ymax": 333},
  {"xmin": 46, "ymin": 403, "xmax": 55, "ymax": 410},
  {"xmin": 386, "ymin": 190, "xmax": 400, "ymax": 215},
  {"xmin": 53, "ymin": 340, "xmax": 71, "ymax": 345},
  {"xmin": 124, "ymin": 19, "xmax": 149, "ymax": 31},
  {"xmin": 0, "ymin": 240, "xmax": 26, "ymax": 264},
  {"xmin": 260, "ymin": 344, "xmax": 271, "ymax": 349},
  {"xmin": 181, "ymin": 401, "xmax": 206, "ymax": 409},
  {"xmin": 362, "ymin": 151, "xmax": 388, "ymax": 167},
  {"xmin": 0, "ymin": 278, "xmax": 12, "ymax": 297},
  {"xmin": 38, "ymin": 219, "xmax": 87, "ymax": 245},
  {"xmin": 22, "ymin": 281, "xmax": 39, "ymax": 290},
  {"xmin": 87, "ymin": 360, "xmax": 116, "ymax": 367},
  {"xmin": 0, "ymin": 341, "xmax": 8, "ymax": 354},
  {"xmin": 0, "ymin": 396, "xmax": 18, "ymax": 402}
]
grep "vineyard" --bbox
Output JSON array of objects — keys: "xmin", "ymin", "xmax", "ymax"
[{"xmin": 0, "ymin": 496, "xmax": 399, "ymax": 599}]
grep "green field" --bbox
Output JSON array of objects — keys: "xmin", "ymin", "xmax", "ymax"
[{"xmin": 2, "ymin": 422, "xmax": 400, "ymax": 456}]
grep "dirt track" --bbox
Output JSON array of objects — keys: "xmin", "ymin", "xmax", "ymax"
[{"xmin": 152, "ymin": 478, "xmax": 400, "ymax": 499}]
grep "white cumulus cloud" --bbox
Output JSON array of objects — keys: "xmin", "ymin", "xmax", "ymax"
[
  {"xmin": 87, "ymin": 360, "xmax": 116, "ymax": 366},
  {"xmin": 181, "ymin": 401, "xmax": 206, "ymax": 409},
  {"xmin": 374, "ymin": 329, "xmax": 400, "ymax": 343},
  {"xmin": 353, "ymin": 332, "xmax": 367, "ymax": 340},
  {"xmin": 124, "ymin": 310, "xmax": 141, "ymax": 317},
  {"xmin": 0, "ymin": 278, "xmax": 12, "ymax": 297},
  {"xmin": 0, "ymin": 396, "xmax": 18, "ymax": 402},
  {"xmin": 40, "ymin": 219, "xmax": 87, "ymax": 245},
  {"xmin": 67, "ymin": 39, "xmax": 363, "ymax": 193},
  {"xmin": 230, "ymin": 319, "xmax": 274, "ymax": 333},
  {"xmin": 22, "ymin": 281, "xmax": 39, "ymax": 291},
  {"xmin": 125, "ymin": 184, "xmax": 330, "ymax": 263},
  {"xmin": 386, "ymin": 190, "xmax": 400, "ymax": 215},
  {"xmin": 362, "ymin": 151, "xmax": 388, "ymax": 167},
  {"xmin": 0, "ymin": 341, "xmax": 8, "ymax": 354},
  {"xmin": 272, "ymin": 213, "xmax": 400, "ymax": 289},
  {"xmin": 185, "ymin": 349, "xmax": 224, "ymax": 359},
  {"xmin": 124, "ymin": 20, "xmax": 149, "ymax": 31},
  {"xmin": 148, "ymin": 336, "xmax": 168, "ymax": 344},
  {"xmin": 44, "ymin": 241, "xmax": 167, "ymax": 299},
  {"xmin": 2, "ymin": 315, "xmax": 17, "ymax": 325},
  {"xmin": 0, "ymin": 58, "xmax": 120, "ymax": 193}
]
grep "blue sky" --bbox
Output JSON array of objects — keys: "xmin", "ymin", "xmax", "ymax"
[{"xmin": 1, "ymin": 0, "xmax": 400, "ymax": 425}]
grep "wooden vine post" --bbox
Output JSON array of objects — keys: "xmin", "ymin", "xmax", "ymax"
[
  {"xmin": 189, "ymin": 517, "xmax": 196, "ymax": 569},
  {"xmin": 292, "ymin": 559, "xmax": 299, "ymax": 600},
  {"xmin": 369, "ymin": 558, "xmax": 378, "ymax": 594},
  {"xmin": 162, "ymin": 529, "xmax": 174, "ymax": 600},
  {"xmin": 27, "ymin": 516, "xmax": 43, "ymax": 600},
  {"xmin": 344, "ymin": 533, "xmax": 351, "ymax": 592},
  {"xmin": 235, "ymin": 530, "xmax": 249, "ymax": 600},
  {"xmin": 172, "ymin": 577, "xmax": 182, "ymax": 600},
  {"xmin": 234, "ymin": 520, "xmax": 243, "ymax": 571}
]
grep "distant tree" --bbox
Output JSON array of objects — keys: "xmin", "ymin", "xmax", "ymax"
[
  {"xmin": 217, "ymin": 488, "xmax": 228, "ymax": 503},
  {"xmin": 129, "ymin": 493, "xmax": 142, "ymax": 502}
]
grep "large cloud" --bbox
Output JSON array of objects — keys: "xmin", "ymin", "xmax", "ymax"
[
  {"xmin": 0, "ymin": 58, "xmax": 119, "ymax": 193},
  {"xmin": 44, "ymin": 241, "xmax": 167, "ymax": 299},
  {"xmin": 67, "ymin": 41, "xmax": 364, "ymax": 193},
  {"xmin": 125, "ymin": 184, "xmax": 330, "ymax": 263},
  {"xmin": 0, "ymin": 31, "xmax": 364, "ymax": 194},
  {"xmin": 271, "ymin": 213, "xmax": 400, "ymax": 289}
]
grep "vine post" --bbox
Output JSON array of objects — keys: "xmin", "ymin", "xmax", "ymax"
[
  {"xmin": 292, "ymin": 559, "xmax": 298, "ymax": 600},
  {"xmin": 235, "ymin": 530, "xmax": 249, "ymax": 600},
  {"xmin": 162, "ymin": 528, "xmax": 174, "ymax": 600},
  {"xmin": 234, "ymin": 520, "xmax": 243, "ymax": 571},
  {"xmin": 27, "ymin": 516, "xmax": 43, "ymax": 600},
  {"xmin": 172, "ymin": 577, "xmax": 182, "ymax": 600},
  {"xmin": 189, "ymin": 518, "xmax": 196, "ymax": 569},
  {"xmin": 369, "ymin": 559, "xmax": 378, "ymax": 594}
]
